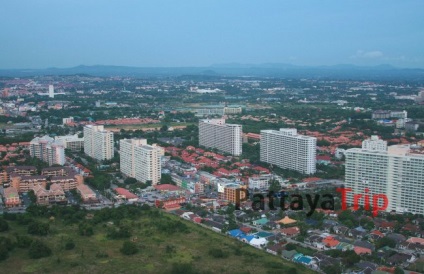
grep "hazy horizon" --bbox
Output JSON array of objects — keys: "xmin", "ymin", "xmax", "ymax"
[{"xmin": 1, "ymin": 1, "xmax": 423, "ymax": 69}]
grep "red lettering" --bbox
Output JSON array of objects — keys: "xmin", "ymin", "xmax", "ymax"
[
  {"xmin": 336, "ymin": 188, "xmax": 352, "ymax": 210},
  {"xmin": 372, "ymin": 194, "xmax": 388, "ymax": 217}
]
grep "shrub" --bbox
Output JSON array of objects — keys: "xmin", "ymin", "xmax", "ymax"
[{"xmin": 28, "ymin": 240, "xmax": 52, "ymax": 259}]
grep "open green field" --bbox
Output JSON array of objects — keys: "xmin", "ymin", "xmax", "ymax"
[{"xmin": 0, "ymin": 206, "xmax": 314, "ymax": 274}]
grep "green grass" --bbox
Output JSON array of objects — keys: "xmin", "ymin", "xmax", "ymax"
[{"xmin": 0, "ymin": 208, "xmax": 314, "ymax": 274}]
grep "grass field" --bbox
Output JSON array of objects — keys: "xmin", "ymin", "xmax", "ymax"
[{"xmin": 0, "ymin": 207, "xmax": 314, "ymax": 274}]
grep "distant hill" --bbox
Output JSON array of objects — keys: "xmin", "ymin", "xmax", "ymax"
[{"xmin": 0, "ymin": 63, "xmax": 423, "ymax": 81}]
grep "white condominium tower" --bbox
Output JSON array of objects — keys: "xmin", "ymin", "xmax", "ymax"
[
  {"xmin": 260, "ymin": 128, "xmax": 316, "ymax": 174},
  {"xmin": 345, "ymin": 136, "xmax": 424, "ymax": 215},
  {"xmin": 30, "ymin": 135, "xmax": 65, "ymax": 166},
  {"xmin": 83, "ymin": 125, "xmax": 114, "ymax": 160},
  {"xmin": 199, "ymin": 119, "xmax": 242, "ymax": 156},
  {"xmin": 119, "ymin": 138, "xmax": 163, "ymax": 185}
]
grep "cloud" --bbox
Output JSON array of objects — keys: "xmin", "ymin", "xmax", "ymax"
[{"xmin": 350, "ymin": 50, "xmax": 384, "ymax": 59}]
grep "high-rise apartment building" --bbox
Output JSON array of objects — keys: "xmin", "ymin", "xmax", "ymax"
[
  {"xmin": 30, "ymin": 135, "xmax": 65, "ymax": 166},
  {"xmin": 199, "ymin": 119, "xmax": 242, "ymax": 156},
  {"xmin": 120, "ymin": 138, "xmax": 147, "ymax": 178},
  {"xmin": 83, "ymin": 125, "xmax": 114, "ymax": 160},
  {"xmin": 260, "ymin": 128, "xmax": 316, "ymax": 174},
  {"xmin": 55, "ymin": 134, "xmax": 84, "ymax": 151},
  {"xmin": 345, "ymin": 136, "xmax": 424, "ymax": 215},
  {"xmin": 120, "ymin": 138, "xmax": 162, "ymax": 185}
]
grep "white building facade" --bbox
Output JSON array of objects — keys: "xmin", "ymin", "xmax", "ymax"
[
  {"xmin": 345, "ymin": 136, "xmax": 424, "ymax": 215},
  {"xmin": 83, "ymin": 125, "xmax": 114, "ymax": 160},
  {"xmin": 260, "ymin": 128, "xmax": 316, "ymax": 174},
  {"xmin": 199, "ymin": 119, "xmax": 242, "ymax": 156},
  {"xmin": 30, "ymin": 135, "xmax": 65, "ymax": 166},
  {"xmin": 120, "ymin": 138, "xmax": 162, "ymax": 185},
  {"xmin": 55, "ymin": 134, "xmax": 84, "ymax": 151}
]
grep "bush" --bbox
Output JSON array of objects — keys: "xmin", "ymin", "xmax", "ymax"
[
  {"xmin": 208, "ymin": 248, "xmax": 228, "ymax": 258},
  {"xmin": 0, "ymin": 245, "xmax": 8, "ymax": 261},
  {"xmin": 28, "ymin": 240, "xmax": 52, "ymax": 259},
  {"xmin": 78, "ymin": 222, "xmax": 94, "ymax": 236},
  {"xmin": 120, "ymin": 241, "xmax": 138, "ymax": 255},
  {"xmin": 16, "ymin": 235, "xmax": 33, "ymax": 248},
  {"xmin": 27, "ymin": 221, "xmax": 49, "ymax": 236},
  {"xmin": 65, "ymin": 239, "xmax": 75, "ymax": 250}
]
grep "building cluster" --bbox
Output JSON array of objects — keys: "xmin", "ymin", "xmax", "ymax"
[
  {"xmin": 345, "ymin": 136, "xmax": 424, "ymax": 215},
  {"xmin": 84, "ymin": 125, "xmax": 114, "ymax": 160},
  {"xmin": 0, "ymin": 166, "xmax": 97, "ymax": 206},
  {"xmin": 194, "ymin": 104, "xmax": 243, "ymax": 116},
  {"xmin": 119, "ymin": 138, "xmax": 163, "ymax": 185},
  {"xmin": 30, "ymin": 135, "xmax": 65, "ymax": 166}
]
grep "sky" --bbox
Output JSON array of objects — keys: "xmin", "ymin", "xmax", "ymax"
[{"xmin": 1, "ymin": 1, "xmax": 423, "ymax": 69}]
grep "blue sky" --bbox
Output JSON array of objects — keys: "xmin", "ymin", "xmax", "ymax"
[{"xmin": 1, "ymin": 1, "xmax": 423, "ymax": 69}]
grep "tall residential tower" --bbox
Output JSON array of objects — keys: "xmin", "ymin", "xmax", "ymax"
[
  {"xmin": 345, "ymin": 136, "xmax": 424, "ymax": 215},
  {"xmin": 199, "ymin": 119, "xmax": 242, "ymax": 156},
  {"xmin": 120, "ymin": 138, "xmax": 163, "ymax": 185},
  {"xmin": 260, "ymin": 128, "xmax": 316, "ymax": 174},
  {"xmin": 83, "ymin": 125, "xmax": 114, "ymax": 161}
]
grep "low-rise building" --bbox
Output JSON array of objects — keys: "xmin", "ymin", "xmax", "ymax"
[
  {"xmin": 76, "ymin": 184, "xmax": 97, "ymax": 202},
  {"xmin": 3, "ymin": 187, "xmax": 20, "ymax": 207},
  {"xmin": 32, "ymin": 183, "xmax": 66, "ymax": 205}
]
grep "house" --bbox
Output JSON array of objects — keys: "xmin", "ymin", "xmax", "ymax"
[
  {"xmin": 349, "ymin": 227, "xmax": 368, "ymax": 239},
  {"xmin": 3, "ymin": 186, "xmax": 20, "ymax": 207},
  {"xmin": 369, "ymin": 230, "xmax": 385, "ymax": 241},
  {"xmin": 336, "ymin": 242, "xmax": 354, "ymax": 251},
  {"xmin": 253, "ymin": 217, "xmax": 269, "ymax": 226},
  {"xmin": 354, "ymin": 240, "xmax": 375, "ymax": 252},
  {"xmin": 386, "ymin": 253, "xmax": 416, "ymax": 266},
  {"xmin": 282, "ymin": 250, "xmax": 298, "ymax": 260},
  {"xmin": 399, "ymin": 241, "xmax": 424, "ymax": 254},
  {"xmin": 313, "ymin": 253, "xmax": 342, "ymax": 270},
  {"xmin": 386, "ymin": 233, "xmax": 406, "ymax": 245},
  {"xmin": 266, "ymin": 243, "xmax": 284, "ymax": 256},
  {"xmin": 376, "ymin": 221, "xmax": 396, "ymax": 232},
  {"xmin": 240, "ymin": 226, "xmax": 252, "ymax": 234},
  {"xmin": 281, "ymin": 227, "xmax": 300, "ymax": 237},
  {"xmin": 249, "ymin": 237, "xmax": 268, "ymax": 248},
  {"xmin": 406, "ymin": 237, "xmax": 424, "ymax": 245},
  {"xmin": 333, "ymin": 225, "xmax": 349, "ymax": 235},
  {"xmin": 293, "ymin": 254, "xmax": 315, "ymax": 266},
  {"xmin": 322, "ymin": 236, "xmax": 340, "ymax": 250},
  {"xmin": 354, "ymin": 246, "xmax": 372, "ymax": 255},
  {"xmin": 204, "ymin": 220, "xmax": 224, "ymax": 233},
  {"xmin": 275, "ymin": 216, "xmax": 297, "ymax": 227},
  {"xmin": 353, "ymin": 261, "xmax": 378, "ymax": 274}
]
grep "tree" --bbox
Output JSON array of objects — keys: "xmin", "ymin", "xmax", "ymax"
[
  {"xmin": 394, "ymin": 267, "xmax": 405, "ymax": 274},
  {"xmin": 65, "ymin": 239, "xmax": 75, "ymax": 250},
  {"xmin": 322, "ymin": 264, "xmax": 342, "ymax": 274},
  {"xmin": 28, "ymin": 240, "xmax": 52, "ymax": 259},
  {"xmin": 0, "ymin": 245, "xmax": 8, "ymax": 261},
  {"xmin": 16, "ymin": 235, "xmax": 33, "ymax": 248},
  {"xmin": 269, "ymin": 179, "xmax": 281, "ymax": 192},
  {"xmin": 120, "ymin": 241, "xmax": 138, "ymax": 255},
  {"xmin": 78, "ymin": 222, "xmax": 94, "ymax": 236},
  {"xmin": 160, "ymin": 125, "xmax": 169, "ymax": 132},
  {"xmin": 159, "ymin": 173, "xmax": 173, "ymax": 185},
  {"xmin": 27, "ymin": 221, "xmax": 49, "ymax": 236},
  {"xmin": 376, "ymin": 237, "xmax": 396, "ymax": 249},
  {"xmin": 124, "ymin": 177, "xmax": 137, "ymax": 185},
  {"xmin": 0, "ymin": 218, "xmax": 9, "ymax": 232}
]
